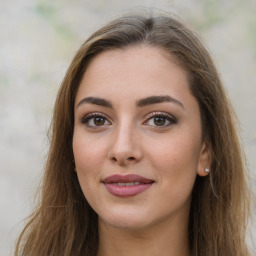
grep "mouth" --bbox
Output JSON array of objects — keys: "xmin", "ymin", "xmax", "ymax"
[{"xmin": 102, "ymin": 174, "xmax": 155, "ymax": 197}]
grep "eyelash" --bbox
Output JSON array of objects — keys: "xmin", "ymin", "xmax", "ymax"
[
  {"xmin": 81, "ymin": 111, "xmax": 177, "ymax": 130},
  {"xmin": 143, "ymin": 112, "xmax": 177, "ymax": 129},
  {"xmin": 81, "ymin": 112, "xmax": 111, "ymax": 129}
]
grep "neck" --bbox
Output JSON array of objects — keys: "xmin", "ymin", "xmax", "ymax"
[{"xmin": 97, "ymin": 215, "xmax": 190, "ymax": 256}]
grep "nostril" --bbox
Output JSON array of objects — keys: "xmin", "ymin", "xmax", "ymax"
[
  {"xmin": 109, "ymin": 154, "xmax": 137, "ymax": 164},
  {"xmin": 112, "ymin": 157, "xmax": 117, "ymax": 162}
]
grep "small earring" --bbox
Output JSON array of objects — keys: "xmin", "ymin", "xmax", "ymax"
[{"xmin": 205, "ymin": 167, "xmax": 210, "ymax": 173}]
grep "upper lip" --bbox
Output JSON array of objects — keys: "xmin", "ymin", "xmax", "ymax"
[{"xmin": 102, "ymin": 174, "xmax": 154, "ymax": 184}]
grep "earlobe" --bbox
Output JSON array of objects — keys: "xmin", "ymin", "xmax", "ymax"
[
  {"xmin": 197, "ymin": 140, "xmax": 211, "ymax": 177},
  {"xmin": 204, "ymin": 167, "xmax": 210, "ymax": 173}
]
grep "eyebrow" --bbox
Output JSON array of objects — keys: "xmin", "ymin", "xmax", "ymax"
[
  {"xmin": 136, "ymin": 95, "xmax": 184, "ymax": 109},
  {"xmin": 77, "ymin": 97, "xmax": 113, "ymax": 108},
  {"xmin": 77, "ymin": 95, "xmax": 184, "ymax": 109}
]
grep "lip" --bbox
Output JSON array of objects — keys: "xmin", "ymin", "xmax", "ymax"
[{"xmin": 102, "ymin": 174, "xmax": 154, "ymax": 197}]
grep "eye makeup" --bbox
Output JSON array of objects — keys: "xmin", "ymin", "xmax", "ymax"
[
  {"xmin": 79, "ymin": 110, "xmax": 177, "ymax": 131},
  {"xmin": 81, "ymin": 112, "xmax": 111, "ymax": 129},
  {"xmin": 143, "ymin": 111, "xmax": 177, "ymax": 129}
]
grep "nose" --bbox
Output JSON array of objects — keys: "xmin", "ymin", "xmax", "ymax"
[{"xmin": 107, "ymin": 122, "xmax": 143, "ymax": 166}]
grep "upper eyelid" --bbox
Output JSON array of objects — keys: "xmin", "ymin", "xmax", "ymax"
[
  {"xmin": 79, "ymin": 111, "xmax": 176, "ymax": 124},
  {"xmin": 143, "ymin": 111, "xmax": 177, "ymax": 127},
  {"xmin": 81, "ymin": 112, "xmax": 111, "ymax": 120},
  {"xmin": 80, "ymin": 112, "xmax": 112, "ymax": 126},
  {"xmin": 144, "ymin": 111, "xmax": 176, "ymax": 120}
]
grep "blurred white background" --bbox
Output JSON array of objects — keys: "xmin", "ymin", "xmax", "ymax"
[{"xmin": 0, "ymin": 0, "xmax": 255, "ymax": 255}]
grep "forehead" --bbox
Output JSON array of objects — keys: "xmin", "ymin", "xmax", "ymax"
[
  {"xmin": 86, "ymin": 46, "xmax": 181, "ymax": 81},
  {"xmin": 76, "ymin": 46, "xmax": 191, "ymax": 102}
]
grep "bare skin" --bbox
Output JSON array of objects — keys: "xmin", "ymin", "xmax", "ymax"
[
  {"xmin": 73, "ymin": 46, "xmax": 210, "ymax": 256},
  {"xmin": 97, "ymin": 201, "xmax": 191, "ymax": 256}
]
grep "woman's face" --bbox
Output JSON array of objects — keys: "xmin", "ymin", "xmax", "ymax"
[{"xmin": 73, "ymin": 46, "xmax": 210, "ymax": 230}]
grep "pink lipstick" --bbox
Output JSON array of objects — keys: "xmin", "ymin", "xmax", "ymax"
[{"xmin": 102, "ymin": 174, "xmax": 154, "ymax": 197}]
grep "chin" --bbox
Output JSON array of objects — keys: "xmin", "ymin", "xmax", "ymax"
[
  {"xmin": 98, "ymin": 208, "xmax": 154, "ymax": 231},
  {"xmin": 102, "ymin": 218, "xmax": 151, "ymax": 231}
]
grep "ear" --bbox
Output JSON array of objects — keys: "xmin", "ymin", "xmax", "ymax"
[{"xmin": 197, "ymin": 140, "xmax": 211, "ymax": 177}]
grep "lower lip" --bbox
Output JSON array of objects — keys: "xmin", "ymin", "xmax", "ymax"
[{"xmin": 104, "ymin": 183, "xmax": 153, "ymax": 197}]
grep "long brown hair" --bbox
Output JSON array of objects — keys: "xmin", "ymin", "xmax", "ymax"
[{"xmin": 15, "ymin": 12, "xmax": 250, "ymax": 256}]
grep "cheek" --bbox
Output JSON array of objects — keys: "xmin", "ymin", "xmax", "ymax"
[
  {"xmin": 72, "ymin": 135, "xmax": 105, "ymax": 205},
  {"xmin": 72, "ymin": 133, "xmax": 108, "ymax": 199},
  {"xmin": 147, "ymin": 132, "xmax": 201, "ymax": 189},
  {"xmin": 73, "ymin": 132, "xmax": 107, "ymax": 170},
  {"xmin": 150, "ymin": 134, "xmax": 200, "ymax": 168}
]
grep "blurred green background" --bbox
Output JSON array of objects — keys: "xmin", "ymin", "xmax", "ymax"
[{"xmin": 0, "ymin": 0, "xmax": 255, "ymax": 255}]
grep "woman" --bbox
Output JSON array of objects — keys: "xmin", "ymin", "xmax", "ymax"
[{"xmin": 15, "ymin": 12, "xmax": 250, "ymax": 256}]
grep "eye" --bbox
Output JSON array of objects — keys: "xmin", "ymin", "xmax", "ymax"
[
  {"xmin": 81, "ymin": 113, "xmax": 111, "ymax": 128},
  {"xmin": 144, "ymin": 112, "xmax": 177, "ymax": 128}
]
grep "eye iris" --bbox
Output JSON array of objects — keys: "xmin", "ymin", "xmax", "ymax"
[
  {"xmin": 94, "ymin": 117, "xmax": 105, "ymax": 126},
  {"xmin": 154, "ymin": 116, "xmax": 165, "ymax": 126}
]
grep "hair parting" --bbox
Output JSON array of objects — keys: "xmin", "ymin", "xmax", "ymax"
[{"xmin": 15, "ymin": 11, "xmax": 250, "ymax": 256}]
